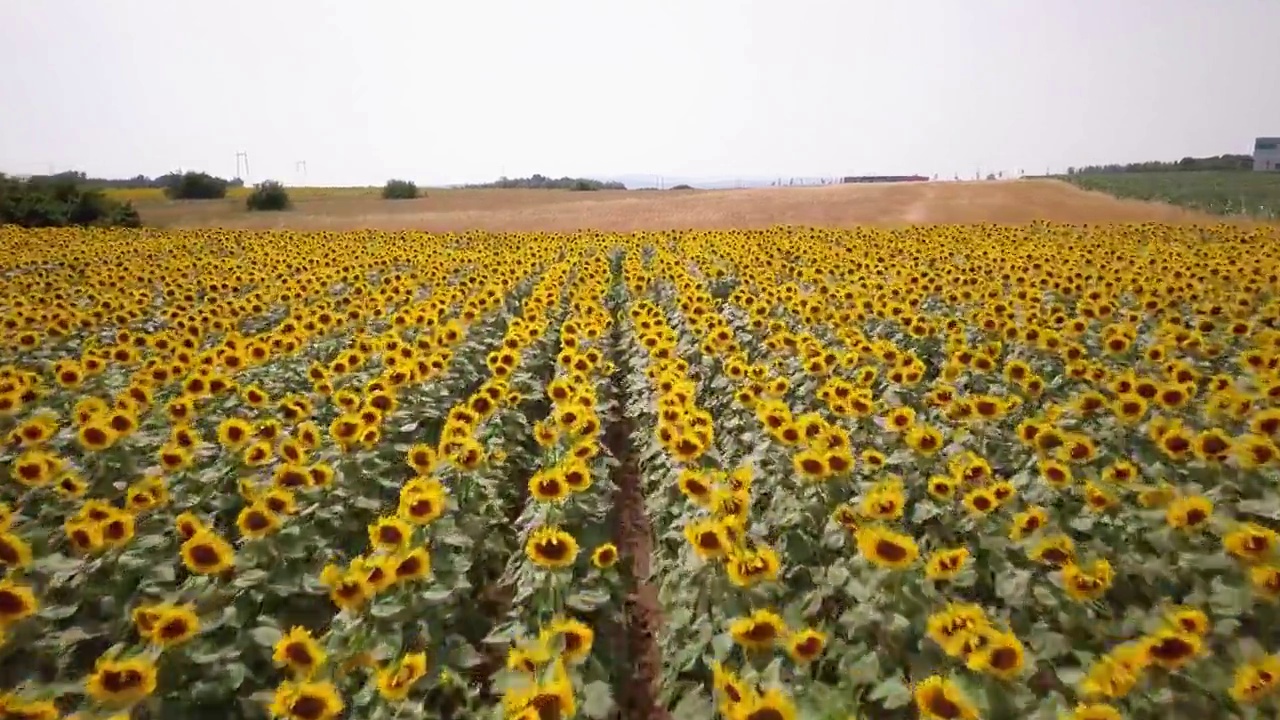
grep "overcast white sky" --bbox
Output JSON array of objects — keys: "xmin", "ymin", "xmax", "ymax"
[{"xmin": 1, "ymin": 0, "xmax": 1277, "ymax": 186}]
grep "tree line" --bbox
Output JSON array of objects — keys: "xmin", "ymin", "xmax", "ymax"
[{"xmin": 1067, "ymin": 154, "xmax": 1253, "ymax": 175}]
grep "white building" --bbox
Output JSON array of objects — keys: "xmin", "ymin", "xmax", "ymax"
[{"xmin": 1255, "ymin": 138, "xmax": 1280, "ymax": 171}]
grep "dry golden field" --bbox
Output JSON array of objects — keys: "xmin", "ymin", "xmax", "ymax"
[{"xmin": 124, "ymin": 180, "xmax": 1220, "ymax": 232}]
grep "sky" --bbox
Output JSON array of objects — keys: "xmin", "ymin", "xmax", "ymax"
[{"xmin": 1, "ymin": 0, "xmax": 1277, "ymax": 186}]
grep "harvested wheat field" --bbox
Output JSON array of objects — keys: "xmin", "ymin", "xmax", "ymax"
[{"xmin": 137, "ymin": 179, "xmax": 1219, "ymax": 232}]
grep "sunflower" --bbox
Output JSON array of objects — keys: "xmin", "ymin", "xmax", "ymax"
[
  {"xmin": 591, "ymin": 543, "xmax": 619, "ymax": 568},
  {"xmin": 391, "ymin": 546, "xmax": 431, "ymax": 583},
  {"xmin": 0, "ymin": 579, "xmax": 38, "ymax": 624},
  {"xmin": 1192, "ymin": 428, "xmax": 1233, "ymax": 463},
  {"xmin": 1062, "ymin": 559, "xmax": 1113, "ymax": 601},
  {"xmin": 230, "ymin": 501, "xmax": 279, "ymax": 538},
  {"xmin": 269, "ymin": 680, "xmax": 344, "ymax": 720},
  {"xmin": 925, "ymin": 547, "xmax": 970, "ymax": 581},
  {"xmin": 925, "ymin": 603, "xmax": 989, "ymax": 657},
  {"xmin": 1140, "ymin": 629, "xmax": 1201, "ymax": 670},
  {"xmin": 101, "ymin": 510, "xmax": 135, "ymax": 548},
  {"xmin": 711, "ymin": 661, "xmax": 749, "ymax": 716},
  {"xmin": 150, "ymin": 604, "xmax": 200, "ymax": 647},
  {"xmin": 685, "ymin": 519, "xmax": 730, "ymax": 560},
  {"xmin": 77, "ymin": 420, "xmax": 118, "ymax": 451},
  {"xmin": 368, "ymin": 516, "xmax": 413, "ymax": 551},
  {"xmin": 961, "ymin": 487, "xmax": 998, "ymax": 515},
  {"xmin": 792, "ymin": 448, "xmax": 830, "ymax": 480},
  {"xmin": 180, "ymin": 530, "xmax": 235, "ymax": 575},
  {"xmin": 1166, "ymin": 495, "xmax": 1212, "ymax": 531},
  {"xmin": 0, "ymin": 532, "xmax": 32, "ymax": 569},
  {"xmin": 376, "ymin": 652, "xmax": 428, "ymax": 701},
  {"xmin": 1069, "ymin": 704, "xmax": 1123, "ymax": 720},
  {"xmin": 540, "ymin": 617, "xmax": 594, "ymax": 664},
  {"xmin": 325, "ymin": 570, "xmax": 373, "ymax": 612},
  {"xmin": 85, "ymin": 656, "xmax": 158, "ymax": 707},
  {"xmin": 855, "ymin": 526, "xmax": 919, "ymax": 569},
  {"xmin": 726, "ymin": 544, "xmax": 780, "ymax": 587},
  {"xmin": 884, "ymin": 406, "xmax": 916, "ymax": 432},
  {"xmin": 529, "ymin": 468, "xmax": 570, "ymax": 503},
  {"xmin": 731, "ymin": 688, "xmax": 797, "ymax": 720},
  {"xmin": 914, "ymin": 675, "xmax": 979, "ymax": 720},
  {"xmin": 677, "ymin": 469, "xmax": 715, "ymax": 506},
  {"xmin": 1030, "ymin": 534, "xmax": 1075, "ymax": 567},
  {"xmin": 502, "ymin": 666, "xmax": 575, "ymax": 720},
  {"xmin": 274, "ymin": 626, "xmax": 327, "ymax": 678},
  {"xmin": 1166, "ymin": 606, "xmax": 1210, "ymax": 636},
  {"xmin": 1230, "ymin": 654, "xmax": 1280, "ymax": 704},
  {"xmin": 398, "ymin": 479, "xmax": 447, "ymax": 525},
  {"xmin": 966, "ymin": 629, "xmax": 1026, "ymax": 679},
  {"xmin": 927, "ymin": 476, "xmax": 957, "ymax": 500},
  {"xmin": 1225, "ymin": 523, "xmax": 1280, "ymax": 563},
  {"xmin": 217, "ymin": 417, "xmax": 254, "ymax": 449},
  {"xmin": 729, "ymin": 609, "xmax": 787, "ymax": 650},
  {"xmin": 526, "ymin": 526, "xmax": 579, "ymax": 569},
  {"xmin": 785, "ymin": 628, "xmax": 827, "ymax": 663},
  {"xmin": 906, "ymin": 424, "xmax": 944, "ymax": 455},
  {"xmin": 242, "ymin": 439, "xmax": 274, "ymax": 467}
]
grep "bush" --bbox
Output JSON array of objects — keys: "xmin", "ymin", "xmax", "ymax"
[
  {"xmin": 0, "ymin": 174, "xmax": 141, "ymax": 228},
  {"xmin": 670, "ymin": 184, "xmax": 694, "ymax": 191},
  {"xmin": 382, "ymin": 179, "xmax": 420, "ymax": 200},
  {"xmin": 162, "ymin": 171, "xmax": 229, "ymax": 200},
  {"xmin": 246, "ymin": 180, "xmax": 291, "ymax": 211},
  {"xmin": 570, "ymin": 180, "xmax": 598, "ymax": 192}
]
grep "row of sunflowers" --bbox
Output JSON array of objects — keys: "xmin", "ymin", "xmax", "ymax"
[{"xmin": 3, "ymin": 222, "xmax": 1280, "ymax": 720}]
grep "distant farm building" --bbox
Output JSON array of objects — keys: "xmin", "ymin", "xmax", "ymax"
[
  {"xmin": 841, "ymin": 175, "xmax": 929, "ymax": 184},
  {"xmin": 1255, "ymin": 138, "xmax": 1280, "ymax": 171}
]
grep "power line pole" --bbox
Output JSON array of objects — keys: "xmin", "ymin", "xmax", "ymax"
[
  {"xmin": 296, "ymin": 160, "xmax": 308, "ymax": 184},
  {"xmin": 235, "ymin": 152, "xmax": 250, "ymax": 182}
]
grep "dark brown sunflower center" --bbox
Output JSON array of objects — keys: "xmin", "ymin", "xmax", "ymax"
[{"xmin": 874, "ymin": 540, "xmax": 909, "ymax": 563}]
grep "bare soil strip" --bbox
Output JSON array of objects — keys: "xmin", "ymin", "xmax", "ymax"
[{"xmin": 606, "ymin": 322, "xmax": 672, "ymax": 720}]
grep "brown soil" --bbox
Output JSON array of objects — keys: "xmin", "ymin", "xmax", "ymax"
[
  {"xmin": 139, "ymin": 180, "xmax": 1228, "ymax": 232},
  {"xmin": 605, "ymin": 345, "xmax": 671, "ymax": 720}
]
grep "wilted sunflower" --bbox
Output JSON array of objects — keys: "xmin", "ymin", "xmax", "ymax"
[
  {"xmin": 526, "ymin": 526, "xmax": 579, "ymax": 569},
  {"xmin": 856, "ymin": 526, "xmax": 919, "ymax": 569},
  {"xmin": 85, "ymin": 656, "xmax": 158, "ymax": 707},
  {"xmin": 273, "ymin": 626, "xmax": 327, "ymax": 678},
  {"xmin": 729, "ymin": 609, "xmax": 787, "ymax": 651},
  {"xmin": 269, "ymin": 680, "xmax": 345, "ymax": 720},
  {"xmin": 180, "ymin": 529, "xmax": 235, "ymax": 575},
  {"xmin": 914, "ymin": 675, "xmax": 979, "ymax": 720}
]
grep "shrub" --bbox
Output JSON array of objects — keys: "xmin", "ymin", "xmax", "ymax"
[
  {"xmin": 570, "ymin": 180, "xmax": 598, "ymax": 192},
  {"xmin": 246, "ymin": 181, "xmax": 291, "ymax": 211},
  {"xmin": 382, "ymin": 179, "xmax": 420, "ymax": 200},
  {"xmin": 162, "ymin": 171, "xmax": 229, "ymax": 200},
  {"xmin": 670, "ymin": 184, "xmax": 694, "ymax": 191},
  {"xmin": 0, "ymin": 174, "xmax": 141, "ymax": 228}
]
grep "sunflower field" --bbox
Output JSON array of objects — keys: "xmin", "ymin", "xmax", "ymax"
[{"xmin": 1, "ymin": 222, "xmax": 1280, "ymax": 720}]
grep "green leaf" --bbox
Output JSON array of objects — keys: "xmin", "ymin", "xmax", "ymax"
[
  {"xmin": 566, "ymin": 588, "xmax": 610, "ymax": 612},
  {"xmin": 869, "ymin": 675, "xmax": 912, "ymax": 709},
  {"xmin": 581, "ymin": 681, "xmax": 614, "ymax": 719},
  {"xmin": 250, "ymin": 626, "xmax": 283, "ymax": 647}
]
